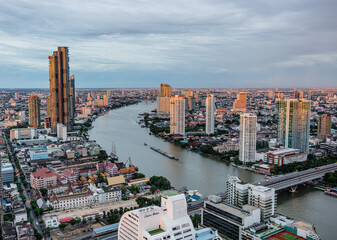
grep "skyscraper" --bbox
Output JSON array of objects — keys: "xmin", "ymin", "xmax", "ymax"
[
  {"xmin": 170, "ymin": 95, "xmax": 185, "ymax": 135},
  {"xmin": 294, "ymin": 90, "xmax": 299, "ymax": 99},
  {"xmin": 69, "ymin": 74, "xmax": 76, "ymax": 121},
  {"xmin": 157, "ymin": 83, "xmax": 172, "ymax": 113},
  {"xmin": 205, "ymin": 94, "xmax": 215, "ymax": 135},
  {"xmin": 160, "ymin": 83, "xmax": 172, "ymax": 97},
  {"xmin": 239, "ymin": 113, "xmax": 257, "ymax": 163},
  {"xmin": 28, "ymin": 96, "xmax": 40, "ymax": 127},
  {"xmin": 233, "ymin": 92, "xmax": 247, "ymax": 111},
  {"xmin": 49, "ymin": 46, "xmax": 74, "ymax": 133},
  {"xmin": 318, "ymin": 114, "xmax": 332, "ymax": 141},
  {"xmin": 308, "ymin": 90, "xmax": 312, "ymax": 100},
  {"xmin": 299, "ymin": 91, "xmax": 304, "ymax": 99},
  {"xmin": 278, "ymin": 99, "xmax": 311, "ymax": 152}
]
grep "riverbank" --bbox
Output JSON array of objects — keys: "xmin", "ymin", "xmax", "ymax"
[{"xmin": 88, "ymin": 101, "xmax": 337, "ymax": 239}]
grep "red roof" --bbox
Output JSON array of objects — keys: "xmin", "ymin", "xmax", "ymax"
[
  {"xmin": 60, "ymin": 217, "xmax": 73, "ymax": 223},
  {"xmin": 32, "ymin": 168, "xmax": 58, "ymax": 178},
  {"xmin": 62, "ymin": 168, "xmax": 78, "ymax": 177}
]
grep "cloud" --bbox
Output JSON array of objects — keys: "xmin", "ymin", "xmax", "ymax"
[
  {"xmin": 275, "ymin": 53, "xmax": 337, "ymax": 67},
  {"xmin": 0, "ymin": 0, "xmax": 336, "ymax": 87}
]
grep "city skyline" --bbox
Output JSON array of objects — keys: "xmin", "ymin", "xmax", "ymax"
[{"xmin": 1, "ymin": 1, "xmax": 337, "ymax": 88}]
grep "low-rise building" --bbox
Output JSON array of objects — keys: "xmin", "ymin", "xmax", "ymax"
[
  {"xmin": 1, "ymin": 163, "xmax": 14, "ymax": 185},
  {"xmin": 202, "ymin": 201, "xmax": 261, "ymax": 240},
  {"xmin": 30, "ymin": 168, "xmax": 58, "ymax": 189},
  {"xmin": 119, "ymin": 191, "xmax": 220, "ymax": 240},
  {"xmin": 43, "ymin": 215, "xmax": 60, "ymax": 229},
  {"xmin": 10, "ymin": 128, "xmax": 37, "ymax": 140},
  {"xmin": 263, "ymin": 148, "xmax": 307, "ymax": 166}
]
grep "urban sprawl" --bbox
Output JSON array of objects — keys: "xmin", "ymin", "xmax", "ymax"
[{"xmin": 1, "ymin": 47, "xmax": 337, "ymax": 240}]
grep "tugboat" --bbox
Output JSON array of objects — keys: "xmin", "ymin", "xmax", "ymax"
[{"xmin": 144, "ymin": 143, "xmax": 147, "ymax": 146}]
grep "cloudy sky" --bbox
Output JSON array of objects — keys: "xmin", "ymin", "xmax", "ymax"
[{"xmin": 0, "ymin": 0, "xmax": 337, "ymax": 88}]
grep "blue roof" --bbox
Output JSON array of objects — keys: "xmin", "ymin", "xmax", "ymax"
[
  {"xmin": 94, "ymin": 223, "xmax": 119, "ymax": 234},
  {"xmin": 195, "ymin": 228, "xmax": 218, "ymax": 240},
  {"xmin": 191, "ymin": 195, "xmax": 201, "ymax": 200}
]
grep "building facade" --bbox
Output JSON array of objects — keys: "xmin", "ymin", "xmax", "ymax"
[
  {"xmin": 317, "ymin": 114, "xmax": 332, "ymax": 141},
  {"xmin": 278, "ymin": 99, "xmax": 311, "ymax": 152},
  {"xmin": 1, "ymin": 163, "xmax": 14, "ymax": 185},
  {"xmin": 118, "ymin": 192, "xmax": 205, "ymax": 240},
  {"xmin": 233, "ymin": 92, "xmax": 247, "ymax": 111},
  {"xmin": 30, "ymin": 168, "xmax": 58, "ymax": 189},
  {"xmin": 239, "ymin": 113, "xmax": 257, "ymax": 163},
  {"xmin": 49, "ymin": 46, "xmax": 74, "ymax": 133},
  {"xmin": 205, "ymin": 94, "xmax": 215, "ymax": 135},
  {"xmin": 28, "ymin": 96, "xmax": 40, "ymax": 127},
  {"xmin": 202, "ymin": 200, "xmax": 260, "ymax": 240},
  {"xmin": 170, "ymin": 95, "xmax": 185, "ymax": 135},
  {"xmin": 157, "ymin": 83, "xmax": 172, "ymax": 113},
  {"xmin": 57, "ymin": 123, "xmax": 67, "ymax": 141}
]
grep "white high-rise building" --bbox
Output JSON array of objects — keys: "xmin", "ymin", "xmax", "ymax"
[
  {"xmin": 118, "ymin": 191, "xmax": 221, "ymax": 240},
  {"xmin": 57, "ymin": 123, "xmax": 67, "ymax": 141},
  {"xmin": 248, "ymin": 185, "xmax": 276, "ymax": 221},
  {"xmin": 170, "ymin": 95, "xmax": 185, "ymax": 135},
  {"xmin": 205, "ymin": 94, "xmax": 215, "ymax": 135},
  {"xmin": 239, "ymin": 113, "xmax": 257, "ymax": 163},
  {"xmin": 226, "ymin": 176, "xmax": 276, "ymax": 221},
  {"xmin": 19, "ymin": 111, "xmax": 26, "ymax": 123},
  {"xmin": 226, "ymin": 176, "xmax": 249, "ymax": 207}
]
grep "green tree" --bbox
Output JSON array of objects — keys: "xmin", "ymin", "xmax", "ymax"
[
  {"xmin": 40, "ymin": 188, "xmax": 48, "ymax": 196},
  {"xmin": 59, "ymin": 223, "xmax": 67, "ymax": 230}
]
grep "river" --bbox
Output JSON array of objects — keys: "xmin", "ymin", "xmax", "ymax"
[{"xmin": 88, "ymin": 101, "xmax": 336, "ymax": 239}]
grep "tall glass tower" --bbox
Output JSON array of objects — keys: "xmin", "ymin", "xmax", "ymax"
[{"xmin": 278, "ymin": 99, "xmax": 311, "ymax": 152}]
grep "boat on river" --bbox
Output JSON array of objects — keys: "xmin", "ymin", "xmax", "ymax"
[{"xmin": 148, "ymin": 145, "xmax": 179, "ymax": 160}]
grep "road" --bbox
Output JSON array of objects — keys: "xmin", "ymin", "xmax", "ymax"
[{"xmin": 3, "ymin": 133, "xmax": 48, "ymax": 239}]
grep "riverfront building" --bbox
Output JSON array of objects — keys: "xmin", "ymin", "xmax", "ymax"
[
  {"xmin": 263, "ymin": 148, "xmax": 307, "ymax": 166},
  {"xmin": 233, "ymin": 92, "xmax": 247, "ymax": 112},
  {"xmin": 239, "ymin": 113, "xmax": 257, "ymax": 163},
  {"xmin": 205, "ymin": 94, "xmax": 215, "ymax": 135},
  {"xmin": 49, "ymin": 46, "xmax": 74, "ymax": 133},
  {"xmin": 170, "ymin": 95, "xmax": 185, "ymax": 135},
  {"xmin": 28, "ymin": 95, "xmax": 40, "ymax": 127},
  {"xmin": 317, "ymin": 114, "xmax": 332, "ymax": 142},
  {"xmin": 157, "ymin": 83, "xmax": 172, "ymax": 113},
  {"xmin": 278, "ymin": 99, "xmax": 311, "ymax": 152},
  {"xmin": 202, "ymin": 200, "xmax": 260, "ymax": 240},
  {"xmin": 226, "ymin": 176, "xmax": 276, "ymax": 221}
]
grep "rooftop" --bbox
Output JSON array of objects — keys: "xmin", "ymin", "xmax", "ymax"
[
  {"xmin": 205, "ymin": 201, "xmax": 257, "ymax": 219},
  {"xmin": 93, "ymin": 223, "xmax": 119, "ymax": 234},
  {"xmin": 161, "ymin": 190, "xmax": 179, "ymax": 197},
  {"xmin": 148, "ymin": 228, "xmax": 165, "ymax": 236}
]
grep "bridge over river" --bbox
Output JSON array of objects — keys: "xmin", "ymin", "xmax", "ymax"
[{"xmin": 257, "ymin": 163, "xmax": 337, "ymax": 191}]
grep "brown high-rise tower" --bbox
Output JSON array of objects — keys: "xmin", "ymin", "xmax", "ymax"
[
  {"xmin": 49, "ymin": 47, "xmax": 73, "ymax": 133},
  {"xmin": 28, "ymin": 96, "xmax": 40, "ymax": 127},
  {"xmin": 318, "ymin": 114, "xmax": 332, "ymax": 141}
]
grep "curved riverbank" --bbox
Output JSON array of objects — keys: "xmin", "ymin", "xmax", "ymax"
[{"xmin": 88, "ymin": 101, "xmax": 337, "ymax": 239}]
